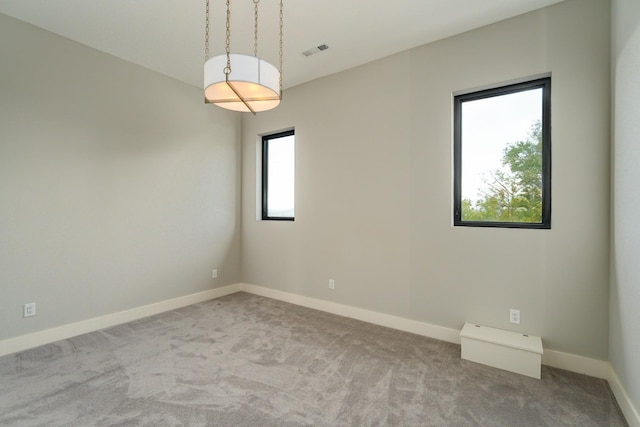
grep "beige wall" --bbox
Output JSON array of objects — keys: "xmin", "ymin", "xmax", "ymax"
[
  {"xmin": 611, "ymin": 0, "xmax": 640, "ymax": 413},
  {"xmin": 0, "ymin": 14, "xmax": 242, "ymax": 340},
  {"xmin": 242, "ymin": 0, "xmax": 611, "ymax": 359}
]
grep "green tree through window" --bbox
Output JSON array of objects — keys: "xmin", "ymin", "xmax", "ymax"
[{"xmin": 462, "ymin": 121, "xmax": 543, "ymax": 222}]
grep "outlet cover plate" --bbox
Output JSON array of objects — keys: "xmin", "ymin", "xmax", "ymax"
[
  {"xmin": 24, "ymin": 303, "xmax": 36, "ymax": 318},
  {"xmin": 510, "ymin": 309, "xmax": 520, "ymax": 324}
]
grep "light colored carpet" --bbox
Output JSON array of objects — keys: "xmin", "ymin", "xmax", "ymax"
[{"xmin": 0, "ymin": 292, "xmax": 627, "ymax": 426}]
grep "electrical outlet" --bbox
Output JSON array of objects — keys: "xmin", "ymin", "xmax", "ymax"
[
  {"xmin": 329, "ymin": 279, "xmax": 335, "ymax": 290},
  {"xmin": 24, "ymin": 303, "xmax": 36, "ymax": 318},
  {"xmin": 510, "ymin": 309, "xmax": 520, "ymax": 324},
  {"xmin": 212, "ymin": 269, "xmax": 218, "ymax": 279}
]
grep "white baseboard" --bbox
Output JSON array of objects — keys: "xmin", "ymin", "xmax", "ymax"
[
  {"xmin": 0, "ymin": 284, "xmax": 242, "ymax": 357},
  {"xmin": 541, "ymin": 348, "xmax": 609, "ymax": 379},
  {"xmin": 608, "ymin": 365, "xmax": 640, "ymax": 427},
  {"xmin": 237, "ymin": 283, "xmax": 461, "ymax": 344}
]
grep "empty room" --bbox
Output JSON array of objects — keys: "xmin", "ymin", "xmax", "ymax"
[{"xmin": 1, "ymin": 0, "xmax": 638, "ymax": 425}]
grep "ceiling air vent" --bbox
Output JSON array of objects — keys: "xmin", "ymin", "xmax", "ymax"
[{"xmin": 301, "ymin": 44, "xmax": 329, "ymax": 57}]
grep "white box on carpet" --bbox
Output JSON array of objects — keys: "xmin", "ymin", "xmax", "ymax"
[{"xmin": 460, "ymin": 322, "xmax": 543, "ymax": 379}]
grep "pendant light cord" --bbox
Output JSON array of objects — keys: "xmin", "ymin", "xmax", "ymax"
[
  {"xmin": 279, "ymin": 0, "xmax": 283, "ymax": 94},
  {"xmin": 254, "ymin": 0, "xmax": 260, "ymax": 57},
  {"xmin": 204, "ymin": 0, "xmax": 210, "ymax": 61},
  {"xmin": 224, "ymin": 0, "xmax": 231, "ymax": 76}
]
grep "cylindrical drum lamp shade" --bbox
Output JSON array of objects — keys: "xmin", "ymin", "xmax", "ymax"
[{"xmin": 204, "ymin": 54, "xmax": 281, "ymax": 113}]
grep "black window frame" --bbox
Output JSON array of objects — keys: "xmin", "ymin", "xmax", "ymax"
[
  {"xmin": 453, "ymin": 77, "xmax": 551, "ymax": 229},
  {"xmin": 262, "ymin": 129, "xmax": 295, "ymax": 221}
]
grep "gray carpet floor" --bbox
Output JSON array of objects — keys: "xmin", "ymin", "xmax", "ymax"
[{"xmin": 0, "ymin": 292, "xmax": 627, "ymax": 426}]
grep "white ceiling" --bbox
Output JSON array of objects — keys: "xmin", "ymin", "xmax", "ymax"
[{"xmin": 0, "ymin": 0, "xmax": 564, "ymax": 90}]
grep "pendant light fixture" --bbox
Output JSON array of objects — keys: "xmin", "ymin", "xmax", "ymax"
[{"xmin": 204, "ymin": 0, "xmax": 284, "ymax": 114}]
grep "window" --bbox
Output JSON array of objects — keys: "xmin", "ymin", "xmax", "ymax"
[
  {"xmin": 262, "ymin": 129, "xmax": 295, "ymax": 220},
  {"xmin": 453, "ymin": 77, "xmax": 551, "ymax": 229}
]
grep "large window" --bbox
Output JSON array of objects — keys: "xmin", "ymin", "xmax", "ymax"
[
  {"xmin": 454, "ymin": 77, "xmax": 551, "ymax": 229},
  {"xmin": 262, "ymin": 129, "xmax": 295, "ymax": 220}
]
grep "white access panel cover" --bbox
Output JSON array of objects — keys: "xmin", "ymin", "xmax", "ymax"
[{"xmin": 460, "ymin": 323, "xmax": 543, "ymax": 379}]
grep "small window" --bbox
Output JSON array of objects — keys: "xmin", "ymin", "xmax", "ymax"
[
  {"xmin": 454, "ymin": 78, "xmax": 551, "ymax": 229},
  {"xmin": 262, "ymin": 129, "xmax": 295, "ymax": 220}
]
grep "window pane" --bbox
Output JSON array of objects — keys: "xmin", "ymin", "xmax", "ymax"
[
  {"xmin": 265, "ymin": 134, "xmax": 295, "ymax": 219},
  {"xmin": 454, "ymin": 78, "xmax": 550, "ymax": 228}
]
